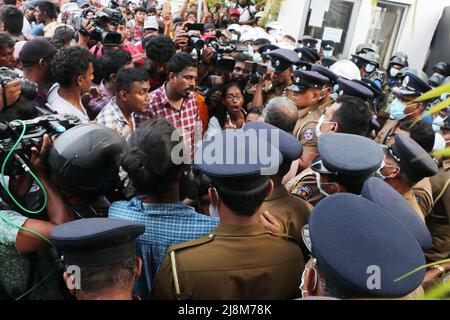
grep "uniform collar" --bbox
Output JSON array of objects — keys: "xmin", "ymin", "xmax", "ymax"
[
  {"xmin": 298, "ymin": 103, "xmax": 320, "ymax": 118},
  {"xmin": 212, "ymin": 224, "xmax": 270, "ymax": 237},
  {"xmin": 265, "ymin": 184, "xmax": 288, "ymax": 201},
  {"xmin": 443, "ymin": 159, "xmax": 450, "ymax": 170}
]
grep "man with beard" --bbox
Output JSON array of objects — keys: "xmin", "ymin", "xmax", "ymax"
[
  {"xmin": 18, "ymin": 38, "xmax": 57, "ymax": 109},
  {"xmin": 144, "ymin": 35, "xmax": 176, "ymax": 92},
  {"xmin": 135, "ymin": 53, "xmax": 201, "ymax": 158}
]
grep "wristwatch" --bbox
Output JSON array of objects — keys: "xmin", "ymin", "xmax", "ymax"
[{"xmin": 430, "ymin": 264, "xmax": 446, "ymax": 278}]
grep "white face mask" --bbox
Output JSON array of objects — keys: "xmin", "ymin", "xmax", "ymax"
[
  {"xmin": 314, "ymin": 171, "xmax": 331, "ymax": 197},
  {"xmin": 389, "ymin": 67, "xmax": 400, "ymax": 78},
  {"xmin": 316, "ymin": 115, "xmax": 325, "ymax": 139},
  {"xmin": 365, "ymin": 64, "xmax": 375, "ymax": 73},
  {"xmin": 433, "ymin": 116, "xmax": 446, "ymax": 132},
  {"xmin": 433, "ymin": 133, "xmax": 446, "ymax": 151},
  {"xmin": 208, "ymin": 204, "xmax": 220, "ymax": 218}
]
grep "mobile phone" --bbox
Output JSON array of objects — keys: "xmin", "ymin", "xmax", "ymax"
[{"xmin": 186, "ymin": 23, "xmax": 205, "ymax": 33}]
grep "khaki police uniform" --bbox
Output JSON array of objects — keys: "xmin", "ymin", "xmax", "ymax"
[
  {"xmin": 375, "ymin": 118, "xmax": 399, "ymax": 145},
  {"xmin": 151, "ymin": 224, "xmax": 305, "ymax": 300},
  {"xmin": 402, "ymin": 189, "xmax": 426, "ymax": 222},
  {"xmin": 285, "ymin": 168, "xmax": 324, "ymax": 206},
  {"xmin": 425, "ymin": 159, "xmax": 450, "ymax": 262},
  {"xmin": 262, "ymin": 184, "xmax": 312, "ymax": 242},
  {"xmin": 412, "ymin": 178, "xmax": 434, "ymax": 218}
]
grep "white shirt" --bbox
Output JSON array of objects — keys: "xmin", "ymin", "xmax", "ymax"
[
  {"xmin": 47, "ymin": 83, "xmax": 90, "ymax": 123},
  {"xmin": 22, "ymin": 17, "xmax": 32, "ymax": 36},
  {"xmin": 237, "ymin": 5, "xmax": 257, "ymax": 22},
  {"xmin": 204, "ymin": 116, "xmax": 222, "ymax": 141}
]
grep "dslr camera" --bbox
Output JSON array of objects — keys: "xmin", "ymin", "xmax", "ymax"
[
  {"xmin": 0, "ymin": 67, "xmax": 38, "ymax": 101},
  {"xmin": 79, "ymin": 7, "xmax": 123, "ymax": 46},
  {"xmin": 205, "ymin": 34, "xmax": 236, "ymax": 74}
]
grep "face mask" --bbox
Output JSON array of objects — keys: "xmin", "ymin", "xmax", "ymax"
[
  {"xmin": 332, "ymin": 84, "xmax": 339, "ymax": 93},
  {"xmin": 433, "ymin": 133, "xmax": 446, "ymax": 151},
  {"xmin": 389, "ymin": 98, "xmax": 407, "ymax": 120},
  {"xmin": 231, "ymin": 34, "xmax": 239, "ymax": 41},
  {"xmin": 440, "ymin": 93, "xmax": 449, "ymax": 101},
  {"xmin": 253, "ymin": 53, "xmax": 262, "ymax": 64},
  {"xmin": 323, "ymin": 49, "xmax": 333, "ymax": 58},
  {"xmin": 208, "ymin": 204, "xmax": 220, "ymax": 218},
  {"xmin": 365, "ymin": 64, "xmax": 375, "ymax": 73},
  {"xmin": 433, "ymin": 116, "xmax": 445, "ymax": 132},
  {"xmin": 315, "ymin": 171, "xmax": 333, "ymax": 197},
  {"xmin": 316, "ymin": 115, "xmax": 325, "ymax": 139},
  {"xmin": 389, "ymin": 67, "xmax": 400, "ymax": 78}
]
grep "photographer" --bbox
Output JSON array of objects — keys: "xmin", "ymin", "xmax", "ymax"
[{"xmin": 18, "ymin": 38, "xmax": 57, "ymax": 109}]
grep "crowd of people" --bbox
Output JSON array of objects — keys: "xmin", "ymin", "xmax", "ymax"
[{"xmin": 0, "ymin": 0, "xmax": 449, "ymax": 301}]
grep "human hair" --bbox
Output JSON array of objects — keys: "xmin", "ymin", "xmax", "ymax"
[
  {"xmin": 100, "ymin": 50, "xmax": 132, "ymax": 83},
  {"xmin": 121, "ymin": 119, "xmax": 183, "ymax": 197},
  {"xmin": 167, "ymin": 52, "xmax": 198, "ymax": 74},
  {"xmin": 134, "ymin": 6, "xmax": 147, "ymax": 14},
  {"xmin": 116, "ymin": 67, "xmax": 149, "ymax": 93},
  {"xmin": 234, "ymin": 53, "xmax": 248, "ymax": 63},
  {"xmin": 247, "ymin": 107, "xmax": 262, "ymax": 116},
  {"xmin": 0, "ymin": 32, "xmax": 15, "ymax": 51},
  {"xmin": 51, "ymin": 46, "xmax": 94, "ymax": 88},
  {"xmin": 263, "ymin": 97, "xmax": 298, "ymax": 133},
  {"xmin": 213, "ymin": 180, "xmax": 271, "ymax": 217},
  {"xmin": 0, "ymin": 5, "xmax": 23, "ymax": 34},
  {"xmin": 316, "ymin": 260, "xmax": 359, "ymax": 299},
  {"xmin": 72, "ymin": 256, "xmax": 136, "ymax": 295},
  {"xmin": 147, "ymin": 7, "xmax": 156, "ymax": 14},
  {"xmin": 254, "ymin": 38, "xmax": 271, "ymax": 46},
  {"xmin": 4, "ymin": 0, "xmax": 16, "ymax": 5},
  {"xmin": 399, "ymin": 120, "xmax": 435, "ymax": 153},
  {"xmin": 213, "ymin": 82, "xmax": 244, "ymax": 128},
  {"xmin": 35, "ymin": 1, "xmax": 57, "ymax": 20},
  {"xmin": 51, "ymin": 25, "xmax": 75, "ymax": 48},
  {"xmin": 145, "ymin": 35, "xmax": 176, "ymax": 62},
  {"xmin": 331, "ymin": 95, "xmax": 372, "ymax": 137}
]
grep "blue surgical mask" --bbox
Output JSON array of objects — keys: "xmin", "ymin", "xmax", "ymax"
[
  {"xmin": 333, "ymin": 84, "xmax": 339, "ymax": 93},
  {"xmin": 323, "ymin": 49, "xmax": 333, "ymax": 58},
  {"xmin": 440, "ymin": 93, "xmax": 449, "ymax": 101},
  {"xmin": 365, "ymin": 64, "xmax": 375, "ymax": 73},
  {"xmin": 389, "ymin": 98, "xmax": 407, "ymax": 120},
  {"xmin": 389, "ymin": 67, "xmax": 400, "ymax": 78}
]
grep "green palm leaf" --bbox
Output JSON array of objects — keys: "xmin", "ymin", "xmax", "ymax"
[{"xmin": 394, "ymin": 258, "xmax": 450, "ymax": 282}]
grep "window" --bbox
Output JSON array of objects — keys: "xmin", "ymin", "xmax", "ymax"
[{"xmin": 366, "ymin": 1, "xmax": 408, "ymax": 66}]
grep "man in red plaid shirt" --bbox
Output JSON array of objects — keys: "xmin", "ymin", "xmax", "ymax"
[{"xmin": 135, "ymin": 53, "xmax": 202, "ymax": 161}]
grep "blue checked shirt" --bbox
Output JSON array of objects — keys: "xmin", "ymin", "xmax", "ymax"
[{"xmin": 108, "ymin": 196, "xmax": 219, "ymax": 298}]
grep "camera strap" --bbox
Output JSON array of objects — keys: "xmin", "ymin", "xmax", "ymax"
[{"xmin": 1, "ymin": 81, "xmax": 8, "ymax": 109}]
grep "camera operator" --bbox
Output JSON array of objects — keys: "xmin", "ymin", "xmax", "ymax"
[
  {"xmin": 48, "ymin": 46, "xmax": 94, "ymax": 123},
  {"xmin": 18, "ymin": 38, "xmax": 57, "ymax": 109}
]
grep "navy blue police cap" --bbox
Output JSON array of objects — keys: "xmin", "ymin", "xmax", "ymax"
[
  {"xmin": 321, "ymin": 40, "xmax": 335, "ymax": 50},
  {"xmin": 258, "ymin": 44, "xmax": 279, "ymax": 59},
  {"xmin": 243, "ymin": 121, "xmax": 303, "ymax": 163},
  {"xmin": 50, "ymin": 218, "xmax": 145, "ymax": 267},
  {"xmin": 311, "ymin": 64, "xmax": 339, "ymax": 84},
  {"xmin": 301, "ymin": 36, "xmax": 318, "ymax": 49},
  {"xmin": 267, "ymin": 48, "xmax": 300, "ymax": 72},
  {"xmin": 393, "ymin": 71, "xmax": 432, "ymax": 97},
  {"xmin": 320, "ymin": 57, "xmax": 337, "ymax": 69},
  {"xmin": 312, "ymin": 133, "xmax": 384, "ymax": 176},
  {"xmin": 194, "ymin": 129, "xmax": 282, "ymax": 191},
  {"xmin": 287, "ymin": 70, "xmax": 329, "ymax": 92},
  {"xmin": 361, "ymin": 177, "xmax": 433, "ymax": 250},
  {"xmin": 294, "ymin": 47, "xmax": 320, "ymax": 63},
  {"xmin": 388, "ymin": 132, "xmax": 438, "ymax": 184},
  {"xmin": 353, "ymin": 79, "xmax": 382, "ymax": 98},
  {"xmin": 337, "ymin": 78, "xmax": 374, "ymax": 101},
  {"xmin": 304, "ymin": 193, "xmax": 426, "ymax": 298}
]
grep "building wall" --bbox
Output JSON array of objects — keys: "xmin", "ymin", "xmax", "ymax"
[{"xmin": 277, "ymin": 0, "xmax": 450, "ymax": 70}]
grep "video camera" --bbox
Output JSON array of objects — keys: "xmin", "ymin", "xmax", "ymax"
[
  {"xmin": 205, "ymin": 35, "xmax": 237, "ymax": 74},
  {"xmin": 244, "ymin": 61, "xmax": 268, "ymax": 85},
  {"xmin": 0, "ymin": 108, "xmax": 83, "ymax": 175},
  {"xmin": 79, "ymin": 7, "xmax": 123, "ymax": 46},
  {"xmin": 0, "ymin": 67, "xmax": 38, "ymax": 102}
]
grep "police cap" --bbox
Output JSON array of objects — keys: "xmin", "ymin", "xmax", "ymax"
[
  {"xmin": 287, "ymin": 70, "xmax": 329, "ymax": 92},
  {"xmin": 267, "ymin": 48, "xmax": 299, "ymax": 72},
  {"xmin": 336, "ymin": 78, "xmax": 374, "ymax": 101}
]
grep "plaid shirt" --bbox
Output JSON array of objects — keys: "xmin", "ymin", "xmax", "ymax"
[
  {"xmin": 95, "ymin": 97, "xmax": 136, "ymax": 140},
  {"xmin": 135, "ymin": 84, "xmax": 203, "ymax": 158},
  {"xmin": 108, "ymin": 197, "xmax": 219, "ymax": 298}
]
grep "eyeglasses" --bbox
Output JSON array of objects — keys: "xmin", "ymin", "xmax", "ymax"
[{"xmin": 225, "ymin": 95, "xmax": 243, "ymax": 101}]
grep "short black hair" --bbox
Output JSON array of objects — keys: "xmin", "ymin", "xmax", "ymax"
[
  {"xmin": 254, "ymin": 38, "xmax": 271, "ymax": 46},
  {"xmin": 144, "ymin": 35, "xmax": 176, "ymax": 62},
  {"xmin": 116, "ymin": 67, "xmax": 149, "ymax": 93},
  {"xmin": 213, "ymin": 180, "xmax": 271, "ymax": 217},
  {"xmin": 121, "ymin": 119, "xmax": 183, "ymax": 198},
  {"xmin": 3, "ymin": 0, "xmax": 16, "ymax": 5},
  {"xmin": 247, "ymin": 107, "xmax": 263, "ymax": 116},
  {"xmin": 52, "ymin": 25, "xmax": 75, "ymax": 47},
  {"xmin": 0, "ymin": 5, "xmax": 23, "ymax": 34},
  {"xmin": 167, "ymin": 52, "xmax": 198, "ymax": 74},
  {"xmin": 214, "ymin": 82, "xmax": 244, "ymax": 128},
  {"xmin": 35, "ymin": 1, "xmax": 57, "ymax": 19},
  {"xmin": 100, "ymin": 50, "xmax": 132, "ymax": 82},
  {"xmin": 399, "ymin": 120, "xmax": 435, "ymax": 153},
  {"xmin": 0, "ymin": 32, "xmax": 15, "ymax": 51},
  {"xmin": 147, "ymin": 7, "xmax": 157, "ymax": 14},
  {"xmin": 134, "ymin": 6, "xmax": 146, "ymax": 14},
  {"xmin": 71, "ymin": 256, "xmax": 136, "ymax": 295},
  {"xmin": 331, "ymin": 95, "xmax": 373, "ymax": 137},
  {"xmin": 51, "ymin": 46, "xmax": 94, "ymax": 88}
]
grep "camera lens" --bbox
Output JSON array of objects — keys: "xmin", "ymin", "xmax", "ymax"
[{"xmin": 20, "ymin": 79, "xmax": 38, "ymax": 100}]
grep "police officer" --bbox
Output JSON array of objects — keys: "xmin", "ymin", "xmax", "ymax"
[
  {"xmin": 257, "ymin": 44, "xmax": 279, "ymax": 65},
  {"xmin": 50, "ymin": 218, "xmax": 145, "ymax": 300},
  {"xmin": 375, "ymin": 70, "xmax": 432, "ymax": 145},
  {"xmin": 286, "ymin": 133, "xmax": 383, "ymax": 205},
  {"xmin": 295, "ymin": 47, "xmax": 321, "ymax": 65},
  {"xmin": 378, "ymin": 132, "xmax": 438, "ymax": 220},
  {"xmin": 252, "ymin": 48, "xmax": 299, "ymax": 108},
  {"xmin": 354, "ymin": 42, "xmax": 378, "ymax": 55},
  {"xmin": 151, "ymin": 129, "xmax": 305, "ymax": 300},
  {"xmin": 300, "ymin": 35, "xmax": 319, "ymax": 51},
  {"xmin": 288, "ymin": 70, "xmax": 330, "ymax": 169},
  {"xmin": 320, "ymin": 40, "xmax": 336, "ymax": 60},
  {"xmin": 425, "ymin": 115, "xmax": 450, "ymax": 262},
  {"xmin": 301, "ymin": 193, "xmax": 426, "ymax": 299},
  {"xmin": 311, "ymin": 64, "xmax": 339, "ymax": 109},
  {"xmin": 244, "ymin": 122, "xmax": 312, "ymax": 249}
]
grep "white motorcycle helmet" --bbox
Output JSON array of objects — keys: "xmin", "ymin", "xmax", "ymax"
[{"xmin": 330, "ymin": 59, "xmax": 362, "ymax": 81}]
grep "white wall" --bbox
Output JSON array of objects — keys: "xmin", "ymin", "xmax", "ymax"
[{"xmin": 277, "ymin": 0, "xmax": 450, "ymax": 69}]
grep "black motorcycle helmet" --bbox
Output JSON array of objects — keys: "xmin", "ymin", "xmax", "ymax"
[
  {"xmin": 48, "ymin": 124, "xmax": 126, "ymax": 197},
  {"xmin": 433, "ymin": 62, "xmax": 450, "ymax": 77},
  {"xmin": 390, "ymin": 56, "xmax": 408, "ymax": 68}
]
